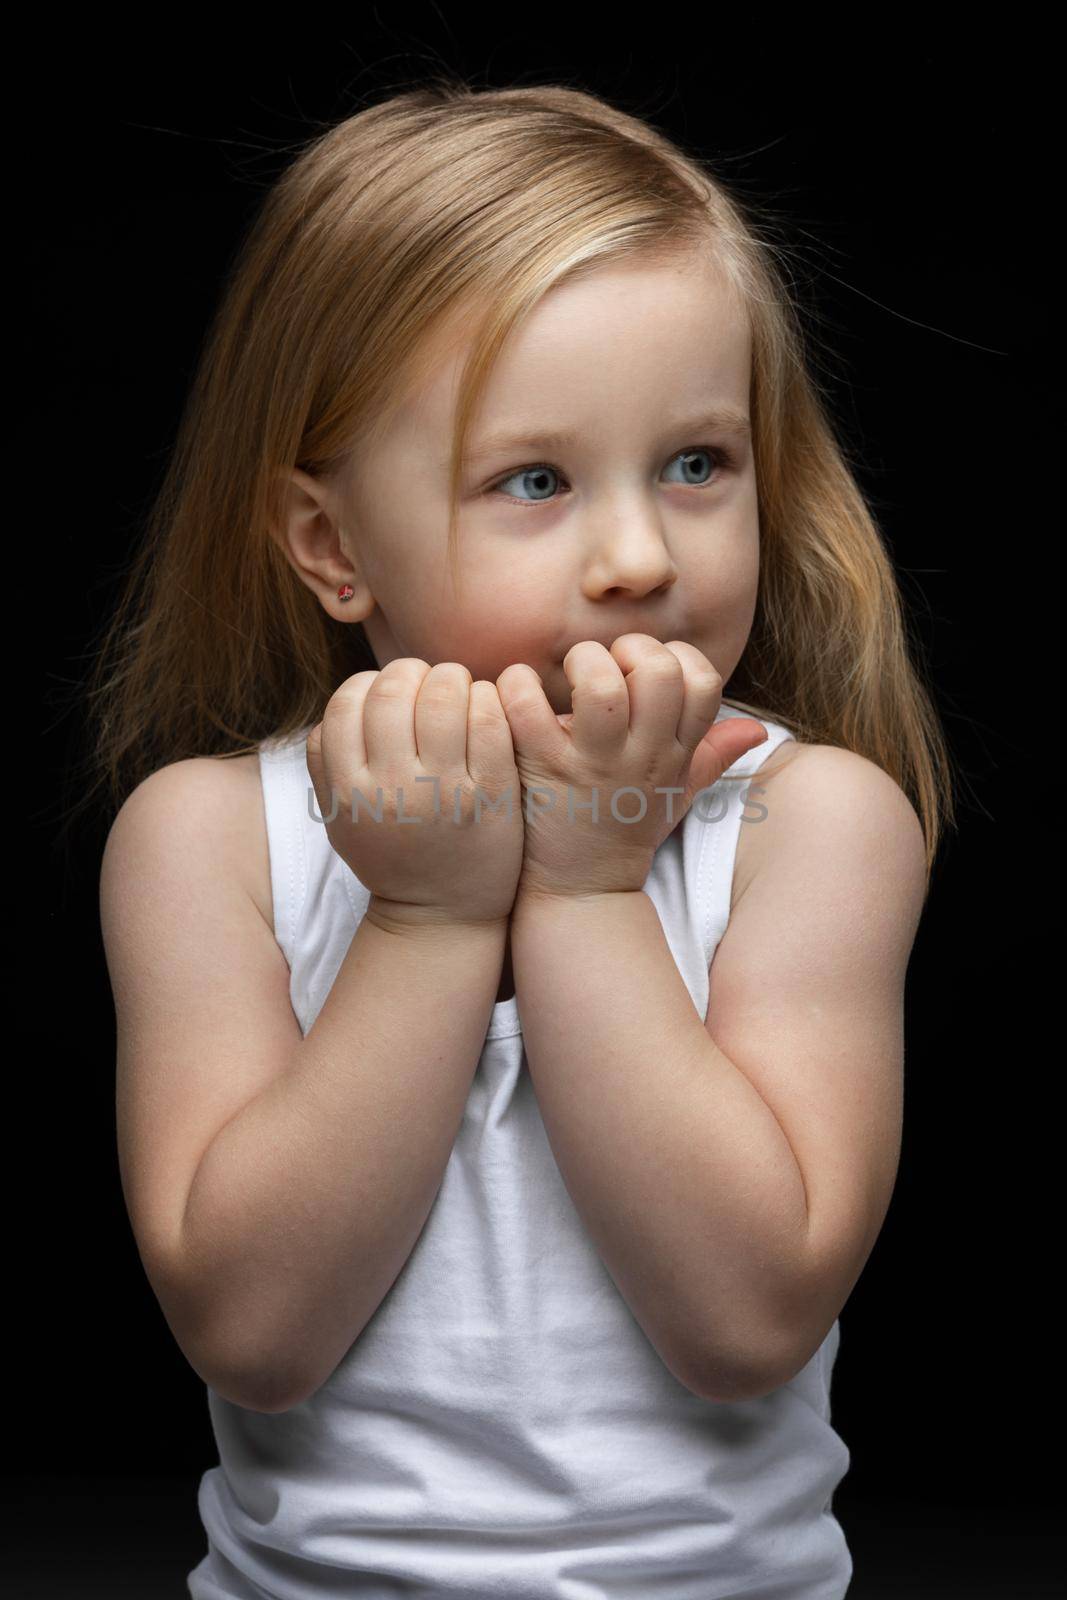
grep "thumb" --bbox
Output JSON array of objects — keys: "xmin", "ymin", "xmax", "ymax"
[{"xmin": 682, "ymin": 719, "xmax": 768, "ymax": 810}]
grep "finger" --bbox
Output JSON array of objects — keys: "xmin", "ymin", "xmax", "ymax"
[
  {"xmin": 467, "ymin": 680, "xmax": 520, "ymax": 783},
  {"xmin": 660, "ymin": 639, "xmax": 723, "ymax": 753},
  {"xmin": 305, "ymin": 719, "xmax": 328, "ymax": 815},
  {"xmin": 495, "ymin": 662, "xmax": 568, "ymax": 761},
  {"xmin": 361, "ymin": 657, "xmax": 429, "ymax": 776},
  {"xmin": 561, "ymin": 640, "xmax": 629, "ymax": 757},
  {"xmin": 683, "ymin": 717, "xmax": 768, "ymax": 807},
  {"xmin": 319, "ymin": 671, "xmax": 377, "ymax": 788},
  {"xmin": 413, "ymin": 661, "xmax": 472, "ymax": 776},
  {"xmin": 607, "ymin": 634, "xmax": 685, "ymax": 753}
]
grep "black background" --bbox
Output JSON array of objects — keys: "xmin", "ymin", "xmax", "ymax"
[{"xmin": 19, "ymin": 13, "xmax": 1050, "ymax": 1599}]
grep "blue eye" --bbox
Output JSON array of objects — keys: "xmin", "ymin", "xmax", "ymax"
[
  {"xmin": 663, "ymin": 448, "xmax": 726, "ymax": 487},
  {"xmin": 489, "ymin": 446, "xmax": 733, "ymax": 506},
  {"xmin": 496, "ymin": 464, "xmax": 561, "ymax": 503}
]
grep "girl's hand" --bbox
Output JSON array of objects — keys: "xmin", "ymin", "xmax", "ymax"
[
  {"xmin": 306, "ymin": 659, "xmax": 525, "ymax": 930},
  {"xmin": 495, "ymin": 634, "xmax": 769, "ymax": 902}
]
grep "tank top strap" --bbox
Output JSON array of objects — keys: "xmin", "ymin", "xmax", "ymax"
[
  {"xmin": 691, "ymin": 705, "xmax": 797, "ymax": 975},
  {"xmin": 257, "ymin": 726, "xmax": 315, "ymax": 969}
]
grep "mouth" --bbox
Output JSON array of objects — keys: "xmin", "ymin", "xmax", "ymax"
[{"xmin": 558, "ymin": 630, "xmax": 677, "ymax": 658}]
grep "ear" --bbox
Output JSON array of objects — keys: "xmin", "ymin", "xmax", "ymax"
[{"xmin": 272, "ymin": 467, "xmax": 375, "ymax": 622}]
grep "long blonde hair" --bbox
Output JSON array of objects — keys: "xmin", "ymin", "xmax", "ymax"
[{"xmin": 60, "ymin": 75, "xmax": 956, "ymax": 888}]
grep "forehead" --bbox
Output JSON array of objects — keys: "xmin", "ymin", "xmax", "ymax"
[{"xmin": 396, "ymin": 247, "xmax": 750, "ymax": 438}]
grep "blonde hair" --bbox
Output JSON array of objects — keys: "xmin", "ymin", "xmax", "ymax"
[{"xmin": 60, "ymin": 75, "xmax": 956, "ymax": 888}]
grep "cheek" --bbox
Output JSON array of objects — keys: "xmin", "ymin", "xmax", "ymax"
[
  {"xmin": 692, "ymin": 515, "xmax": 759, "ymax": 603},
  {"xmin": 417, "ymin": 583, "xmax": 554, "ymax": 683}
]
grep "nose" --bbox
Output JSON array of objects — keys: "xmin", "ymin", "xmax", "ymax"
[{"xmin": 581, "ymin": 508, "xmax": 678, "ymax": 602}]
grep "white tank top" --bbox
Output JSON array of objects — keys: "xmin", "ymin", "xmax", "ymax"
[{"xmin": 188, "ymin": 703, "xmax": 852, "ymax": 1599}]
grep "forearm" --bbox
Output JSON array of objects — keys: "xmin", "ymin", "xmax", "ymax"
[
  {"xmin": 179, "ymin": 903, "xmax": 507, "ymax": 1408},
  {"xmin": 510, "ymin": 886, "xmax": 810, "ymax": 1400}
]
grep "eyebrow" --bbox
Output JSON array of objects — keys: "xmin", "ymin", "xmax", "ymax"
[{"xmin": 460, "ymin": 406, "xmax": 752, "ymax": 464}]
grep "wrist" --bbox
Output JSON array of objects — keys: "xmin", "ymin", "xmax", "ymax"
[
  {"xmin": 366, "ymin": 895, "xmax": 511, "ymax": 940},
  {"xmin": 512, "ymin": 882, "xmax": 647, "ymax": 918}
]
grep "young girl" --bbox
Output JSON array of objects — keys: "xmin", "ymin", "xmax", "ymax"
[{"xmin": 92, "ymin": 78, "xmax": 953, "ymax": 1599}]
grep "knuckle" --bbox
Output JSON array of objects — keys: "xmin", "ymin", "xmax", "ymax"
[
  {"xmin": 420, "ymin": 665, "xmax": 470, "ymax": 699},
  {"xmin": 369, "ymin": 659, "xmax": 429, "ymax": 694},
  {"xmin": 580, "ymin": 675, "xmax": 625, "ymax": 701},
  {"xmin": 324, "ymin": 685, "xmax": 366, "ymax": 719},
  {"xmin": 469, "ymin": 706, "xmax": 505, "ymax": 733},
  {"xmin": 385, "ymin": 656, "xmax": 430, "ymax": 673},
  {"xmin": 468, "ymin": 681, "xmax": 505, "ymax": 722},
  {"xmin": 644, "ymin": 652, "xmax": 685, "ymax": 680},
  {"xmin": 327, "ymin": 670, "xmax": 376, "ymax": 706},
  {"xmin": 689, "ymin": 670, "xmax": 721, "ymax": 694},
  {"xmin": 503, "ymin": 694, "xmax": 539, "ymax": 720},
  {"xmin": 367, "ymin": 672, "xmax": 411, "ymax": 699}
]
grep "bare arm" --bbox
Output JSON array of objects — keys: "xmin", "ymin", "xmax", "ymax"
[
  {"xmin": 103, "ymin": 758, "xmax": 507, "ymax": 1414},
  {"xmin": 180, "ymin": 903, "xmax": 505, "ymax": 1409},
  {"xmin": 509, "ymin": 746, "xmax": 926, "ymax": 1403}
]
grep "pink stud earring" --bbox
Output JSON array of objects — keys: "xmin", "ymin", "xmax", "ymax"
[{"xmin": 337, "ymin": 584, "xmax": 355, "ymax": 603}]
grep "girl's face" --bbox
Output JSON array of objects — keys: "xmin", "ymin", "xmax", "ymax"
[{"xmin": 338, "ymin": 247, "xmax": 759, "ymax": 717}]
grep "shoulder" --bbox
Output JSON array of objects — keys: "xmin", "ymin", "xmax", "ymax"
[
  {"xmin": 732, "ymin": 739, "xmax": 927, "ymax": 916},
  {"xmin": 101, "ymin": 751, "xmax": 273, "ymax": 933}
]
